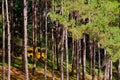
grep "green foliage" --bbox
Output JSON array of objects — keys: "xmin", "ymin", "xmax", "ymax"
[{"xmin": 50, "ymin": 0, "xmax": 120, "ymax": 61}]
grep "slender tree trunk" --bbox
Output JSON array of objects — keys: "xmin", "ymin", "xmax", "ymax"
[
  {"xmin": 40, "ymin": 0, "xmax": 43, "ymax": 60},
  {"xmin": 23, "ymin": 0, "xmax": 29, "ymax": 79},
  {"xmin": 92, "ymin": 41, "xmax": 96, "ymax": 80},
  {"xmin": 32, "ymin": 0, "xmax": 35, "ymax": 45},
  {"xmin": 60, "ymin": 3, "xmax": 65, "ymax": 79},
  {"xmin": 70, "ymin": 9, "xmax": 75, "ymax": 75},
  {"xmin": 109, "ymin": 61, "xmax": 112, "ymax": 80},
  {"xmin": 65, "ymin": 27, "xmax": 69, "ymax": 80},
  {"xmin": 89, "ymin": 36, "xmax": 93, "ymax": 75},
  {"xmin": 5, "ymin": 0, "xmax": 11, "ymax": 79},
  {"xmin": 2, "ymin": 0, "xmax": 6, "ymax": 79},
  {"xmin": 10, "ymin": 0, "xmax": 14, "ymax": 63},
  {"xmin": 71, "ymin": 33, "xmax": 75, "ymax": 74},
  {"xmin": 104, "ymin": 54, "xmax": 110, "ymax": 80},
  {"xmin": 82, "ymin": 35, "xmax": 86, "ymax": 80},
  {"xmin": 61, "ymin": 2, "xmax": 65, "ymax": 78},
  {"xmin": 98, "ymin": 42, "xmax": 101, "ymax": 80},
  {"xmin": 77, "ymin": 40, "xmax": 81, "ymax": 80},
  {"xmin": 56, "ymin": 20, "xmax": 60, "ymax": 70},
  {"xmin": 52, "ymin": 22, "xmax": 55, "ymax": 80},
  {"xmin": 75, "ymin": 40, "xmax": 77, "ymax": 72},
  {"xmin": 44, "ymin": 0, "xmax": 48, "ymax": 80},
  {"xmin": 118, "ymin": 59, "xmax": 120, "ymax": 79},
  {"xmin": 61, "ymin": 27, "xmax": 65, "ymax": 80},
  {"xmin": 52, "ymin": 1, "xmax": 55, "ymax": 80},
  {"xmin": 32, "ymin": 0, "xmax": 38, "ymax": 75},
  {"xmin": 104, "ymin": 49, "xmax": 107, "ymax": 80}
]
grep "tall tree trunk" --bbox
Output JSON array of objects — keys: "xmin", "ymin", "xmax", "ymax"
[
  {"xmin": 32, "ymin": 0, "xmax": 35, "ymax": 45},
  {"xmin": 61, "ymin": 2, "xmax": 65, "ymax": 77},
  {"xmin": 52, "ymin": 22, "xmax": 55, "ymax": 80},
  {"xmin": 92, "ymin": 41, "xmax": 96, "ymax": 80},
  {"xmin": 65, "ymin": 27, "xmax": 69, "ymax": 80},
  {"xmin": 10, "ymin": 0, "xmax": 14, "ymax": 63},
  {"xmin": 109, "ymin": 61, "xmax": 112, "ymax": 80},
  {"xmin": 77, "ymin": 40, "xmax": 81, "ymax": 80},
  {"xmin": 23, "ymin": 0, "xmax": 29, "ymax": 79},
  {"xmin": 56, "ymin": 20, "xmax": 60, "ymax": 70},
  {"xmin": 89, "ymin": 36, "xmax": 93, "ymax": 75},
  {"xmin": 32, "ymin": 0, "xmax": 38, "ymax": 75},
  {"xmin": 104, "ymin": 49, "xmax": 107, "ymax": 80},
  {"xmin": 44, "ymin": 0, "xmax": 48, "ymax": 80},
  {"xmin": 61, "ymin": 27, "xmax": 65, "ymax": 80},
  {"xmin": 40, "ymin": 0, "xmax": 43, "ymax": 60},
  {"xmin": 71, "ymin": 31, "xmax": 75, "ymax": 74},
  {"xmin": 104, "ymin": 52, "xmax": 110, "ymax": 80},
  {"xmin": 98, "ymin": 42, "xmax": 101, "ymax": 80},
  {"xmin": 118, "ymin": 59, "xmax": 120, "ymax": 79},
  {"xmin": 5, "ymin": 0, "xmax": 11, "ymax": 79},
  {"xmin": 82, "ymin": 35, "xmax": 86, "ymax": 80},
  {"xmin": 2, "ymin": 0, "xmax": 6, "ymax": 79},
  {"xmin": 52, "ymin": 1, "xmax": 55, "ymax": 80}
]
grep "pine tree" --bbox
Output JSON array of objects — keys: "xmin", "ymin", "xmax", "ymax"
[
  {"xmin": 92, "ymin": 41, "xmax": 96, "ymax": 80},
  {"xmin": 65, "ymin": 27, "xmax": 69, "ymax": 80},
  {"xmin": 23, "ymin": 0, "xmax": 29, "ymax": 79},
  {"xmin": 2, "ymin": 0, "xmax": 6, "ymax": 79},
  {"xmin": 32, "ymin": 0, "xmax": 38, "ymax": 75},
  {"xmin": 39, "ymin": 0, "xmax": 43, "ymax": 60},
  {"xmin": 5, "ymin": 0, "xmax": 11, "ymax": 79},
  {"xmin": 61, "ymin": 27, "xmax": 65, "ymax": 80},
  {"xmin": 77, "ymin": 40, "xmax": 81, "ymax": 80},
  {"xmin": 82, "ymin": 35, "xmax": 86, "ymax": 80},
  {"xmin": 98, "ymin": 42, "xmax": 101, "ymax": 80},
  {"xmin": 89, "ymin": 36, "xmax": 93, "ymax": 75},
  {"xmin": 44, "ymin": 0, "xmax": 48, "ymax": 80},
  {"xmin": 52, "ymin": 1, "xmax": 55, "ymax": 80},
  {"xmin": 118, "ymin": 59, "xmax": 120, "ymax": 79},
  {"xmin": 109, "ymin": 61, "xmax": 112, "ymax": 80},
  {"xmin": 10, "ymin": 0, "xmax": 14, "ymax": 63},
  {"xmin": 52, "ymin": 22, "xmax": 55, "ymax": 80}
]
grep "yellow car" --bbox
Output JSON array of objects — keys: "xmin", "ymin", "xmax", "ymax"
[{"xmin": 27, "ymin": 47, "xmax": 46, "ymax": 60}]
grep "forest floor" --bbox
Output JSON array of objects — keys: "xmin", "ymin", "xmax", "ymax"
[
  {"xmin": 0, "ymin": 65, "xmax": 61, "ymax": 80},
  {"xmin": 0, "ymin": 49, "xmax": 108, "ymax": 80},
  {"xmin": 0, "ymin": 65, "xmax": 104, "ymax": 80}
]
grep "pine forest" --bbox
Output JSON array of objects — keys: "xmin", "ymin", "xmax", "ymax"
[{"xmin": 0, "ymin": 0, "xmax": 120, "ymax": 80}]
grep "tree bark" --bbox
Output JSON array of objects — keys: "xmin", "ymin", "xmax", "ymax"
[
  {"xmin": 39, "ymin": 0, "xmax": 43, "ymax": 60},
  {"xmin": 98, "ymin": 42, "xmax": 101, "ymax": 80},
  {"xmin": 32, "ymin": 0, "xmax": 38, "ymax": 75},
  {"xmin": 77, "ymin": 40, "xmax": 81, "ymax": 80},
  {"xmin": 23, "ymin": 0, "xmax": 29, "ymax": 79},
  {"xmin": 61, "ymin": 27, "xmax": 65, "ymax": 80},
  {"xmin": 56, "ymin": 20, "xmax": 60, "ymax": 70},
  {"xmin": 44, "ymin": 0, "xmax": 48, "ymax": 80},
  {"xmin": 5, "ymin": 0, "xmax": 11, "ymax": 79},
  {"xmin": 71, "ymin": 31, "xmax": 75, "ymax": 75},
  {"xmin": 52, "ymin": 22, "xmax": 55, "ymax": 80},
  {"xmin": 10, "ymin": 0, "xmax": 14, "ymax": 63},
  {"xmin": 92, "ymin": 41, "xmax": 96, "ymax": 80},
  {"xmin": 118, "ymin": 59, "xmax": 120, "ymax": 79},
  {"xmin": 89, "ymin": 36, "xmax": 93, "ymax": 75},
  {"xmin": 104, "ymin": 52, "xmax": 110, "ymax": 80},
  {"xmin": 82, "ymin": 35, "xmax": 86, "ymax": 80},
  {"xmin": 109, "ymin": 61, "xmax": 112, "ymax": 80},
  {"xmin": 2, "ymin": 0, "xmax": 6, "ymax": 79},
  {"xmin": 32, "ymin": 0, "xmax": 35, "ymax": 45},
  {"xmin": 65, "ymin": 27, "xmax": 69, "ymax": 80}
]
